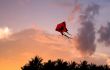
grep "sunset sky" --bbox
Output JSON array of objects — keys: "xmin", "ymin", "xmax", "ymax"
[{"xmin": 0, "ymin": 0, "xmax": 110, "ymax": 70}]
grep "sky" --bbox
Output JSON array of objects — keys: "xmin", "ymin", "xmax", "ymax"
[{"xmin": 0, "ymin": 0, "xmax": 110, "ymax": 70}]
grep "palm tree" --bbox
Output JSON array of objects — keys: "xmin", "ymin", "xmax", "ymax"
[
  {"xmin": 43, "ymin": 60, "xmax": 56, "ymax": 70},
  {"xmin": 21, "ymin": 56, "xmax": 110, "ymax": 70},
  {"xmin": 54, "ymin": 59, "xmax": 68, "ymax": 70},
  {"xmin": 21, "ymin": 56, "xmax": 43, "ymax": 70},
  {"xmin": 68, "ymin": 61, "xmax": 77, "ymax": 70},
  {"xmin": 79, "ymin": 61, "xmax": 89, "ymax": 70}
]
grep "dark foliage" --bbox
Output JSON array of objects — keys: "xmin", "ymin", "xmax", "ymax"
[{"xmin": 21, "ymin": 56, "xmax": 110, "ymax": 70}]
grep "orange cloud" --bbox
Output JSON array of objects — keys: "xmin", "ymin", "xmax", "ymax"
[
  {"xmin": 0, "ymin": 28, "xmax": 82, "ymax": 70},
  {"xmin": 107, "ymin": 58, "xmax": 110, "ymax": 66},
  {"xmin": 0, "ymin": 28, "xmax": 109, "ymax": 70}
]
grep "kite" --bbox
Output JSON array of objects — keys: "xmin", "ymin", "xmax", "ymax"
[{"xmin": 55, "ymin": 21, "xmax": 71, "ymax": 38}]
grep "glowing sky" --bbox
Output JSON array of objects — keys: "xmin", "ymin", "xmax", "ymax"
[{"xmin": 0, "ymin": 0, "xmax": 110, "ymax": 70}]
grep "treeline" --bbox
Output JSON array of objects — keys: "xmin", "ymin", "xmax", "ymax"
[{"xmin": 21, "ymin": 56, "xmax": 110, "ymax": 70}]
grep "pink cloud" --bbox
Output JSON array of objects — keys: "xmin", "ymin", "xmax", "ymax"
[{"xmin": 0, "ymin": 28, "xmax": 109, "ymax": 70}]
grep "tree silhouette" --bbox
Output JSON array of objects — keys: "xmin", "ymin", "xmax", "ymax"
[
  {"xmin": 43, "ymin": 60, "xmax": 56, "ymax": 70},
  {"xmin": 54, "ymin": 59, "xmax": 68, "ymax": 70},
  {"xmin": 68, "ymin": 61, "xmax": 77, "ymax": 70},
  {"xmin": 21, "ymin": 56, "xmax": 43, "ymax": 70},
  {"xmin": 79, "ymin": 61, "xmax": 88, "ymax": 70},
  {"xmin": 21, "ymin": 56, "xmax": 110, "ymax": 70}
]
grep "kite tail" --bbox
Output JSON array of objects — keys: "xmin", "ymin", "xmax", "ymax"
[{"xmin": 63, "ymin": 33, "xmax": 72, "ymax": 39}]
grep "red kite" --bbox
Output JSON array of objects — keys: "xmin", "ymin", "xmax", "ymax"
[{"xmin": 55, "ymin": 21, "xmax": 71, "ymax": 38}]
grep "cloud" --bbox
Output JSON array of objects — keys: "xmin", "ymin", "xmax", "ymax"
[
  {"xmin": 89, "ymin": 52, "xmax": 110, "ymax": 65},
  {"xmin": 16, "ymin": 29, "xmax": 82, "ymax": 58},
  {"xmin": 67, "ymin": 1, "xmax": 81, "ymax": 22},
  {"xmin": 0, "ymin": 28, "xmax": 83, "ymax": 70},
  {"xmin": 77, "ymin": 3, "xmax": 100, "ymax": 55},
  {"xmin": 0, "ymin": 27, "xmax": 109, "ymax": 70},
  {"xmin": 107, "ymin": 58, "xmax": 110, "ymax": 66},
  {"xmin": 77, "ymin": 21, "xmax": 96, "ymax": 55},
  {"xmin": 0, "ymin": 28, "xmax": 81, "ymax": 63},
  {"xmin": 93, "ymin": 52, "xmax": 110, "ymax": 66},
  {"xmin": 98, "ymin": 22, "xmax": 110, "ymax": 46},
  {"xmin": 0, "ymin": 27, "xmax": 12, "ymax": 39}
]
